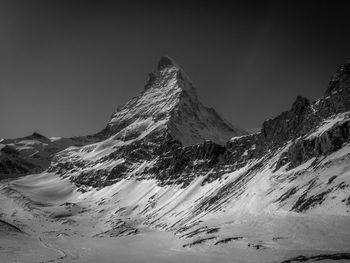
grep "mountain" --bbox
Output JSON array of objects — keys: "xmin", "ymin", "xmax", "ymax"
[
  {"xmin": 47, "ymin": 56, "xmax": 246, "ymax": 187},
  {"xmin": 0, "ymin": 59, "xmax": 350, "ymax": 263},
  {"xmin": 0, "ymin": 133, "xmax": 76, "ymax": 179},
  {"xmin": 102, "ymin": 56, "xmax": 245, "ymax": 145},
  {"xmin": 0, "ymin": 133, "xmax": 99, "ymax": 179},
  {"xmin": 1, "ymin": 57, "xmax": 245, "ymax": 183}
]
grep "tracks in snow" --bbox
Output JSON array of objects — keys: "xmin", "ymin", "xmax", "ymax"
[{"xmin": 38, "ymin": 237, "xmax": 77, "ymax": 263}]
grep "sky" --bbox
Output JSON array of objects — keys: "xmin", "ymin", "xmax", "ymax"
[{"xmin": 1, "ymin": 0, "xmax": 350, "ymax": 138}]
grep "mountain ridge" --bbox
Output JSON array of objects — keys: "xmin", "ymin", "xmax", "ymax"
[
  {"xmin": 2, "ymin": 59, "xmax": 350, "ymax": 189},
  {"xmin": 1, "ymin": 58, "xmax": 350, "ymax": 263}
]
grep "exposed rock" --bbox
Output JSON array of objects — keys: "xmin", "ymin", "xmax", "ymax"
[
  {"xmin": 280, "ymin": 253, "xmax": 350, "ymax": 263},
  {"xmin": 214, "ymin": 236, "xmax": 243, "ymax": 245},
  {"xmin": 276, "ymin": 116, "xmax": 350, "ymax": 170},
  {"xmin": 0, "ymin": 134, "xmax": 93, "ymax": 179},
  {"xmin": 261, "ymin": 96, "xmax": 313, "ymax": 147},
  {"xmin": 157, "ymin": 55, "xmax": 177, "ymax": 70},
  {"xmin": 291, "ymin": 189, "xmax": 332, "ymax": 212},
  {"xmin": 182, "ymin": 237, "xmax": 216, "ymax": 248}
]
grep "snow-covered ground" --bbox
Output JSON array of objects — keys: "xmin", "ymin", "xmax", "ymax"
[
  {"xmin": 1, "ymin": 167, "xmax": 349, "ymax": 263},
  {"xmin": 1, "ymin": 124, "xmax": 350, "ymax": 263}
]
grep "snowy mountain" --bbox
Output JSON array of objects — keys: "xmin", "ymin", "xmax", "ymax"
[
  {"xmin": 1, "ymin": 59, "xmax": 350, "ymax": 263},
  {"xmin": 0, "ymin": 133, "xmax": 99, "ymax": 179},
  {"xmin": 47, "ymin": 56, "xmax": 246, "ymax": 187},
  {"xmin": 103, "ymin": 56, "xmax": 245, "ymax": 146}
]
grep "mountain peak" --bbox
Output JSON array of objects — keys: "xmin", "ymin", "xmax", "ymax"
[
  {"xmin": 157, "ymin": 55, "xmax": 178, "ymax": 71},
  {"xmin": 104, "ymin": 57, "xmax": 246, "ymax": 145},
  {"xmin": 144, "ymin": 56, "xmax": 193, "ymax": 94}
]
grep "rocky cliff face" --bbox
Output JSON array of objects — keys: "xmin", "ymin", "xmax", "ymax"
[{"xmin": 264, "ymin": 61, "xmax": 350, "ymax": 171}]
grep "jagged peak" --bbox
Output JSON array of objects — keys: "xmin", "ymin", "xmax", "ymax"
[
  {"xmin": 105, "ymin": 56, "xmax": 245, "ymax": 145},
  {"xmin": 31, "ymin": 132, "xmax": 46, "ymax": 138},
  {"xmin": 325, "ymin": 60, "xmax": 350, "ymax": 96},
  {"xmin": 144, "ymin": 56, "xmax": 194, "ymax": 94},
  {"xmin": 157, "ymin": 55, "xmax": 179, "ymax": 71},
  {"xmin": 26, "ymin": 132, "xmax": 50, "ymax": 142}
]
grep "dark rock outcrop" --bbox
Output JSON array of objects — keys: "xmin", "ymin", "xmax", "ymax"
[
  {"xmin": 262, "ymin": 96, "xmax": 312, "ymax": 147},
  {"xmin": 276, "ymin": 118, "xmax": 350, "ymax": 170},
  {"xmin": 280, "ymin": 253, "xmax": 350, "ymax": 263},
  {"xmin": 157, "ymin": 56, "xmax": 177, "ymax": 70}
]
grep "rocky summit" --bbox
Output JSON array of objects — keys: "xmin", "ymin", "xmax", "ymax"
[
  {"xmin": 45, "ymin": 57, "xmax": 247, "ymax": 188},
  {"xmin": 103, "ymin": 55, "xmax": 245, "ymax": 145},
  {"xmin": 1, "ymin": 58, "xmax": 350, "ymax": 263}
]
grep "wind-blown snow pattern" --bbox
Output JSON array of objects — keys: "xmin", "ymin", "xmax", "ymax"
[{"xmin": 1, "ymin": 59, "xmax": 350, "ymax": 263}]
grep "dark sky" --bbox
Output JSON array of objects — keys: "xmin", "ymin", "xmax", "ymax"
[{"xmin": 1, "ymin": 1, "xmax": 350, "ymax": 138}]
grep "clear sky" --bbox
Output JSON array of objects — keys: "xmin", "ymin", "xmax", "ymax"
[{"xmin": 1, "ymin": 0, "xmax": 350, "ymax": 138}]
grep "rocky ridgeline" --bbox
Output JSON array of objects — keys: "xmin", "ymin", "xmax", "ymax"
[
  {"xmin": 0, "ymin": 132, "xmax": 101, "ymax": 178},
  {"xmin": 152, "ymin": 59, "xmax": 350, "ymax": 187},
  {"xmin": 0, "ymin": 133, "xmax": 63, "ymax": 177},
  {"xmin": 2, "ymin": 59, "xmax": 350, "ymax": 198},
  {"xmin": 276, "ymin": 115, "xmax": 350, "ymax": 170},
  {"xmin": 262, "ymin": 62, "xmax": 350, "ymax": 146},
  {"xmin": 272, "ymin": 61, "xmax": 350, "ymax": 170},
  {"xmin": 222, "ymin": 61, "xmax": 350, "ymax": 173},
  {"xmin": 45, "ymin": 60, "xmax": 350, "ymax": 190}
]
